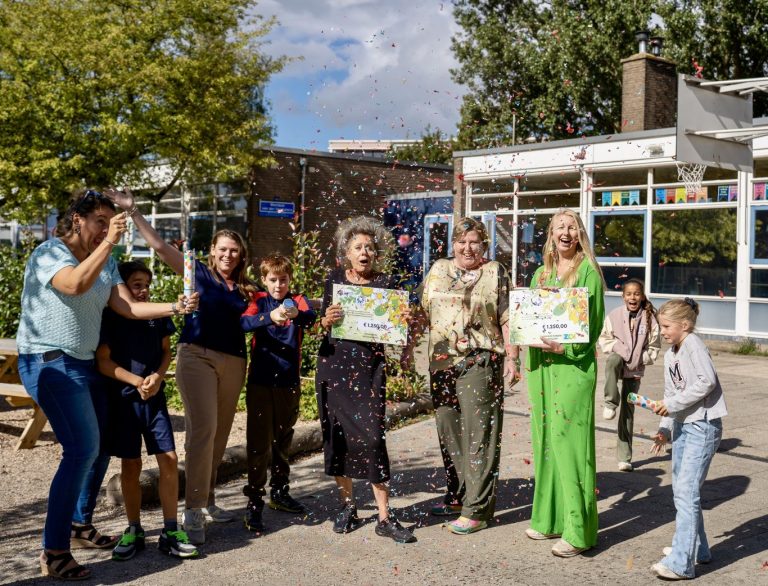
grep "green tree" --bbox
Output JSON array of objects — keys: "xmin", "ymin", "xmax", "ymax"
[
  {"xmin": 391, "ymin": 126, "xmax": 455, "ymax": 165},
  {"xmin": 0, "ymin": 0, "xmax": 285, "ymax": 221},
  {"xmin": 451, "ymin": 0, "xmax": 768, "ymax": 150},
  {"xmin": 657, "ymin": 0, "xmax": 768, "ymax": 116}
]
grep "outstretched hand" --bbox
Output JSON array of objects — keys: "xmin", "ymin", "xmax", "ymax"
[
  {"xmin": 103, "ymin": 187, "xmax": 135, "ymax": 212},
  {"xmin": 179, "ymin": 292, "xmax": 199, "ymax": 314}
]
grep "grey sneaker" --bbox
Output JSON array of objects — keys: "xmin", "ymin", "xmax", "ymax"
[
  {"xmin": 203, "ymin": 504, "xmax": 235, "ymax": 523},
  {"xmin": 158, "ymin": 529, "xmax": 199, "ymax": 558},
  {"xmin": 182, "ymin": 508, "xmax": 206, "ymax": 545}
]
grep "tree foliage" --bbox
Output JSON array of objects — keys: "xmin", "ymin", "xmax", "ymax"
[
  {"xmin": 0, "ymin": 0, "xmax": 285, "ymax": 221},
  {"xmin": 451, "ymin": 0, "xmax": 768, "ymax": 150},
  {"xmin": 391, "ymin": 126, "xmax": 455, "ymax": 165}
]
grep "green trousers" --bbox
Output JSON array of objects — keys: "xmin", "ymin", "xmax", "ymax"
[
  {"xmin": 527, "ymin": 350, "xmax": 598, "ymax": 549},
  {"xmin": 603, "ymin": 352, "xmax": 641, "ymax": 464},
  {"xmin": 431, "ymin": 351, "xmax": 504, "ymax": 521}
]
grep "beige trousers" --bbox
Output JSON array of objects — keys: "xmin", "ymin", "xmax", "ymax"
[{"xmin": 176, "ymin": 343, "xmax": 246, "ymax": 509}]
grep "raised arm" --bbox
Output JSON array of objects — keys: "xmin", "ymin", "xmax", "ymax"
[
  {"xmin": 104, "ymin": 188, "xmax": 184, "ymax": 275},
  {"xmin": 51, "ymin": 213, "xmax": 127, "ymax": 295},
  {"xmin": 108, "ymin": 284, "xmax": 198, "ymax": 319}
]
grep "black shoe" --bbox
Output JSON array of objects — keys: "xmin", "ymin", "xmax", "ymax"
[
  {"xmin": 244, "ymin": 500, "xmax": 265, "ymax": 533},
  {"xmin": 375, "ymin": 517, "xmax": 417, "ymax": 543},
  {"xmin": 332, "ymin": 502, "xmax": 361, "ymax": 534},
  {"xmin": 269, "ymin": 489, "xmax": 306, "ymax": 514}
]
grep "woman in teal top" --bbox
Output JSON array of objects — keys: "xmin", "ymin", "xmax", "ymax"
[
  {"xmin": 524, "ymin": 209, "xmax": 605, "ymax": 558},
  {"xmin": 16, "ymin": 190, "xmax": 197, "ymax": 581}
]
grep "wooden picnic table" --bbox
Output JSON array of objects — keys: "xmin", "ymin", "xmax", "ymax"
[{"xmin": 0, "ymin": 338, "xmax": 48, "ymax": 449}]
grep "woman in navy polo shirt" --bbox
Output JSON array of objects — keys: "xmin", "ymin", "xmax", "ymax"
[{"xmin": 108, "ymin": 189, "xmax": 256, "ymax": 545}]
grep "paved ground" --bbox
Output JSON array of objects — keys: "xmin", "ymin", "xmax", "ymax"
[{"xmin": 1, "ymin": 346, "xmax": 767, "ymax": 585}]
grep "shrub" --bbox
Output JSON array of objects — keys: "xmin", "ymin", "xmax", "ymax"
[{"xmin": 0, "ymin": 232, "xmax": 35, "ymax": 338}]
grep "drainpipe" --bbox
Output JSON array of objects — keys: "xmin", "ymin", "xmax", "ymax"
[{"xmin": 299, "ymin": 157, "xmax": 307, "ymax": 232}]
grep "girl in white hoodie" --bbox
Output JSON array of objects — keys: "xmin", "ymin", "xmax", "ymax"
[{"xmin": 598, "ymin": 279, "xmax": 660, "ymax": 471}]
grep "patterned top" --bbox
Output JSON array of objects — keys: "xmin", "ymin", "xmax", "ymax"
[
  {"xmin": 420, "ymin": 258, "xmax": 510, "ymax": 371},
  {"xmin": 17, "ymin": 238, "xmax": 122, "ymax": 360}
]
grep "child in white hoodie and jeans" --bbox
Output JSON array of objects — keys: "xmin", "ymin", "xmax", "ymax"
[
  {"xmin": 650, "ymin": 298, "xmax": 728, "ymax": 581},
  {"xmin": 598, "ymin": 279, "xmax": 660, "ymax": 471}
]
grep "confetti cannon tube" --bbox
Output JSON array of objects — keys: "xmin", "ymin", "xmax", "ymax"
[
  {"xmin": 627, "ymin": 392, "xmax": 660, "ymax": 413},
  {"xmin": 183, "ymin": 241, "xmax": 195, "ymax": 299}
]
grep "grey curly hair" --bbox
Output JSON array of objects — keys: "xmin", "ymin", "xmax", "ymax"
[{"xmin": 335, "ymin": 216, "xmax": 394, "ymax": 272}]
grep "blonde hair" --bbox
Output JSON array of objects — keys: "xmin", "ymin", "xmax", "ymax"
[
  {"xmin": 538, "ymin": 209, "xmax": 606, "ymax": 289},
  {"xmin": 335, "ymin": 216, "xmax": 394, "ymax": 272},
  {"xmin": 208, "ymin": 229, "xmax": 256, "ymax": 296},
  {"xmin": 451, "ymin": 217, "xmax": 489, "ymax": 252},
  {"xmin": 658, "ymin": 298, "xmax": 699, "ymax": 331}
]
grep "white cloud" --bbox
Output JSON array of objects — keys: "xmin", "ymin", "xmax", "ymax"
[{"xmin": 257, "ymin": 0, "xmax": 466, "ymax": 142}]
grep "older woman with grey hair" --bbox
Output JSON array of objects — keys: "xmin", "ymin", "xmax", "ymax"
[{"xmin": 316, "ymin": 216, "xmax": 416, "ymax": 544}]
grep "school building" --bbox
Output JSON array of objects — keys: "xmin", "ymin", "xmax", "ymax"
[{"xmin": 449, "ymin": 123, "xmax": 768, "ymax": 342}]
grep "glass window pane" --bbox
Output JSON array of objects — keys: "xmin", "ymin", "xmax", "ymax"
[
  {"xmin": 651, "ymin": 209, "xmax": 737, "ymax": 296},
  {"xmin": 519, "ymin": 173, "xmax": 580, "ymax": 192},
  {"xmin": 653, "ymin": 165, "xmax": 737, "ymax": 184},
  {"xmin": 592, "ymin": 168, "xmax": 647, "ymax": 189},
  {"xmin": 189, "ymin": 216, "xmax": 214, "ymax": 251},
  {"xmin": 515, "ymin": 214, "xmax": 550, "ymax": 287},
  {"xmin": 594, "ymin": 189, "xmax": 645, "ymax": 207},
  {"xmin": 518, "ymin": 192, "xmax": 579, "ymax": 209},
  {"xmin": 470, "ymin": 178, "xmax": 515, "ymax": 195},
  {"xmin": 754, "ymin": 209, "xmax": 768, "ymax": 260},
  {"xmin": 426, "ymin": 220, "xmax": 450, "ymax": 272},
  {"xmin": 156, "ymin": 198, "xmax": 182, "ymax": 214},
  {"xmin": 217, "ymin": 215, "xmax": 247, "ymax": 239},
  {"xmin": 593, "ymin": 214, "xmax": 645, "ymax": 258},
  {"xmin": 155, "ymin": 218, "xmax": 182, "ymax": 246},
  {"xmin": 600, "ymin": 266, "xmax": 646, "ymax": 292},
  {"xmin": 754, "ymin": 158, "xmax": 768, "ymax": 179},
  {"xmin": 751, "ymin": 269, "xmax": 768, "ymax": 298}
]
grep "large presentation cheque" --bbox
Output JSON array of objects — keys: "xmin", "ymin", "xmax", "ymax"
[
  {"xmin": 508, "ymin": 287, "xmax": 589, "ymax": 345},
  {"xmin": 331, "ymin": 284, "xmax": 409, "ymax": 346}
]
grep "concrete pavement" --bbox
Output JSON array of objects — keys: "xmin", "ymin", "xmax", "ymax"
[{"xmin": 2, "ymin": 346, "xmax": 767, "ymax": 585}]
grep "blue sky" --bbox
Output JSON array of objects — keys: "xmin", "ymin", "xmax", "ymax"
[{"xmin": 256, "ymin": 0, "xmax": 466, "ymax": 151}]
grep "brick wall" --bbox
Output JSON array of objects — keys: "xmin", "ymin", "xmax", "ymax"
[
  {"xmin": 246, "ymin": 148, "xmax": 453, "ymax": 267},
  {"xmin": 621, "ymin": 53, "xmax": 677, "ymax": 132}
]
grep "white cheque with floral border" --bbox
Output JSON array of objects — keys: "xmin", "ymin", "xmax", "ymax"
[
  {"xmin": 508, "ymin": 287, "xmax": 589, "ymax": 345},
  {"xmin": 331, "ymin": 284, "xmax": 409, "ymax": 346}
]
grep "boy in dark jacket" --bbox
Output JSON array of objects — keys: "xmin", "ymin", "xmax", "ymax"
[{"xmin": 240, "ymin": 253, "xmax": 317, "ymax": 533}]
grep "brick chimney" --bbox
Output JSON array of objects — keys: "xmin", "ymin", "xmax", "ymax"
[{"xmin": 621, "ymin": 32, "xmax": 677, "ymax": 132}]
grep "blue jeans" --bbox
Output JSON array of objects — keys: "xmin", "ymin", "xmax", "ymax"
[
  {"xmin": 18, "ymin": 352, "xmax": 110, "ymax": 550},
  {"xmin": 662, "ymin": 418, "xmax": 722, "ymax": 578}
]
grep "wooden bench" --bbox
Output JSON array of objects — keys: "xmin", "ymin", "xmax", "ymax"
[{"xmin": 1, "ymin": 381, "xmax": 48, "ymax": 450}]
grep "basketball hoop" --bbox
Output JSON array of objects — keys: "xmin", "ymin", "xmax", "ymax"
[{"xmin": 676, "ymin": 161, "xmax": 706, "ymax": 195}]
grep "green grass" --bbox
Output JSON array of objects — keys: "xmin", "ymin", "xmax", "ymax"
[{"xmin": 734, "ymin": 338, "xmax": 768, "ymax": 356}]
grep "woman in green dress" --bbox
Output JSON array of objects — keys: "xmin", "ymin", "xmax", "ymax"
[{"xmin": 524, "ymin": 209, "xmax": 605, "ymax": 557}]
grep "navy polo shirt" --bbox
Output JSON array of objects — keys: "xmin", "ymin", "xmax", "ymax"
[
  {"xmin": 99, "ymin": 308, "xmax": 176, "ymax": 396},
  {"xmin": 179, "ymin": 260, "xmax": 249, "ymax": 358},
  {"xmin": 241, "ymin": 291, "xmax": 317, "ymax": 387}
]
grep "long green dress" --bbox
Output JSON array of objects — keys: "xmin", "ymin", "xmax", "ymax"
[{"xmin": 526, "ymin": 260, "xmax": 605, "ymax": 549}]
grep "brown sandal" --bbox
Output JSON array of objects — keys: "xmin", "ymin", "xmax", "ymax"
[
  {"xmin": 71, "ymin": 523, "xmax": 118, "ymax": 549},
  {"xmin": 40, "ymin": 551, "xmax": 91, "ymax": 581}
]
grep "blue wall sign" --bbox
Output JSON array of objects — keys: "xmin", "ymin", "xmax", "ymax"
[{"xmin": 259, "ymin": 200, "xmax": 295, "ymax": 218}]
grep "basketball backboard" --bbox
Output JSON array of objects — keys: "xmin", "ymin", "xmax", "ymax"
[{"xmin": 676, "ymin": 74, "xmax": 755, "ymax": 172}]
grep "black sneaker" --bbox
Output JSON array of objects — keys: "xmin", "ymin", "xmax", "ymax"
[
  {"xmin": 244, "ymin": 499, "xmax": 265, "ymax": 533},
  {"xmin": 375, "ymin": 517, "xmax": 417, "ymax": 543},
  {"xmin": 111, "ymin": 526, "xmax": 145, "ymax": 561},
  {"xmin": 332, "ymin": 502, "xmax": 361, "ymax": 534},
  {"xmin": 269, "ymin": 489, "xmax": 306, "ymax": 514},
  {"xmin": 158, "ymin": 529, "xmax": 199, "ymax": 558}
]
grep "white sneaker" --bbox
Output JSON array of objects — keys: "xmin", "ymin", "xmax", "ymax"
[
  {"xmin": 651, "ymin": 562, "xmax": 688, "ymax": 580},
  {"xmin": 203, "ymin": 504, "xmax": 235, "ymax": 523},
  {"xmin": 525, "ymin": 528, "xmax": 560, "ymax": 540},
  {"xmin": 551, "ymin": 539, "xmax": 590, "ymax": 557},
  {"xmin": 182, "ymin": 508, "xmax": 206, "ymax": 545},
  {"xmin": 618, "ymin": 462, "xmax": 633, "ymax": 472},
  {"xmin": 603, "ymin": 407, "xmax": 616, "ymax": 420}
]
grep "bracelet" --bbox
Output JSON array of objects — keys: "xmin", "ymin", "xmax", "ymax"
[
  {"xmin": 125, "ymin": 206, "xmax": 138, "ymax": 218},
  {"xmin": 104, "ymin": 237, "xmax": 118, "ymax": 246},
  {"xmin": 171, "ymin": 302, "xmax": 180, "ymax": 316}
]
